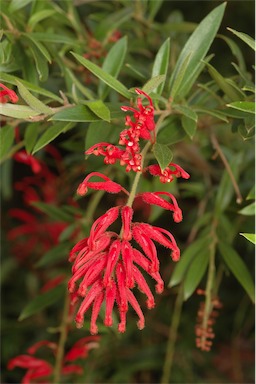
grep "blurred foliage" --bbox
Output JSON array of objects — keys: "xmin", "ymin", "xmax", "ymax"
[{"xmin": 0, "ymin": 0, "xmax": 255, "ymax": 383}]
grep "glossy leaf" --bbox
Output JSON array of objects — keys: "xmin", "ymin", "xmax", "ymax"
[
  {"xmin": 142, "ymin": 75, "xmax": 166, "ymax": 95},
  {"xmin": 169, "ymin": 2, "xmax": 226, "ymax": 98},
  {"xmin": 32, "ymin": 122, "xmax": 74, "ymax": 154},
  {"xmin": 227, "ymin": 101, "xmax": 255, "ymax": 115},
  {"xmin": 0, "ymin": 103, "xmax": 39, "ymax": 119},
  {"xmin": 218, "ymin": 241, "xmax": 255, "ymax": 302},
  {"xmin": 71, "ymin": 52, "xmax": 131, "ymax": 99},
  {"xmin": 19, "ymin": 284, "xmax": 65, "ymax": 321},
  {"xmin": 183, "ymin": 247, "xmax": 210, "ymax": 301},
  {"xmin": 169, "ymin": 236, "xmax": 210, "ymax": 288},
  {"xmin": 151, "ymin": 38, "xmax": 170, "ymax": 95},
  {"xmin": 238, "ymin": 202, "xmax": 255, "ymax": 216},
  {"xmin": 240, "ymin": 233, "xmax": 256, "ymax": 244},
  {"xmin": 16, "ymin": 80, "xmax": 52, "ymax": 114},
  {"xmin": 227, "ymin": 27, "xmax": 255, "ymax": 51},
  {"xmin": 153, "ymin": 143, "xmax": 173, "ymax": 171},
  {"xmin": 85, "ymin": 100, "xmax": 110, "ymax": 122},
  {"xmin": 204, "ymin": 62, "xmax": 244, "ymax": 101},
  {"xmin": 50, "ymin": 105, "xmax": 102, "ymax": 122},
  {"xmin": 99, "ymin": 36, "xmax": 127, "ymax": 100}
]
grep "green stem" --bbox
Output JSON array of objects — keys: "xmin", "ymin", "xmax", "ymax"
[
  {"xmin": 53, "ymin": 291, "xmax": 70, "ymax": 384},
  {"xmin": 161, "ymin": 284, "xmax": 184, "ymax": 384}
]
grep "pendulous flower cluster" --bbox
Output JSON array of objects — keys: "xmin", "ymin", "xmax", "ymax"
[{"xmin": 68, "ymin": 89, "xmax": 190, "ymax": 334}]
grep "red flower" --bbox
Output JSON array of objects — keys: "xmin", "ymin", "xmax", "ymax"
[
  {"xmin": 14, "ymin": 151, "xmax": 42, "ymax": 174},
  {"xmin": 86, "ymin": 89, "xmax": 155, "ymax": 172},
  {"xmin": 148, "ymin": 163, "xmax": 190, "ymax": 183},
  {"xmin": 7, "ymin": 355, "xmax": 53, "ymax": 384},
  {"xmin": 0, "ymin": 82, "xmax": 19, "ymax": 103}
]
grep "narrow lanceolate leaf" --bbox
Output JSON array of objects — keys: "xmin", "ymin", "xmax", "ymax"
[
  {"xmin": 183, "ymin": 247, "xmax": 210, "ymax": 301},
  {"xmin": 27, "ymin": 9, "xmax": 56, "ymax": 30},
  {"xmin": 204, "ymin": 62, "xmax": 244, "ymax": 101},
  {"xmin": 16, "ymin": 81, "xmax": 52, "ymax": 114},
  {"xmin": 99, "ymin": 36, "xmax": 127, "ymax": 100},
  {"xmin": 23, "ymin": 34, "xmax": 52, "ymax": 63},
  {"xmin": 173, "ymin": 104, "xmax": 198, "ymax": 122},
  {"xmin": 151, "ymin": 37, "xmax": 170, "ymax": 95},
  {"xmin": 168, "ymin": 236, "xmax": 211, "ymax": 288},
  {"xmin": 194, "ymin": 107, "xmax": 228, "ymax": 122},
  {"xmin": 51, "ymin": 105, "xmax": 103, "ymax": 122},
  {"xmin": 142, "ymin": 75, "xmax": 166, "ymax": 95},
  {"xmin": 227, "ymin": 28, "xmax": 255, "ymax": 51},
  {"xmin": 85, "ymin": 121, "xmax": 120, "ymax": 150},
  {"xmin": 218, "ymin": 241, "xmax": 255, "ymax": 302},
  {"xmin": 0, "ymin": 103, "xmax": 39, "ymax": 119},
  {"xmin": 19, "ymin": 284, "xmax": 65, "ymax": 321},
  {"xmin": 36, "ymin": 242, "xmax": 70, "ymax": 267},
  {"xmin": 32, "ymin": 202, "xmax": 73, "ymax": 222},
  {"xmin": 29, "ymin": 44, "xmax": 49, "ymax": 82},
  {"xmin": 0, "ymin": 125, "xmax": 14, "ymax": 160},
  {"xmin": 169, "ymin": 2, "xmax": 226, "ymax": 99},
  {"xmin": 24, "ymin": 123, "xmax": 39, "ymax": 154},
  {"xmin": 153, "ymin": 142, "xmax": 173, "ymax": 171},
  {"xmin": 240, "ymin": 233, "xmax": 256, "ymax": 244},
  {"xmin": 227, "ymin": 101, "xmax": 255, "ymax": 115},
  {"xmin": 71, "ymin": 52, "xmax": 131, "ymax": 99},
  {"xmin": 85, "ymin": 100, "xmax": 110, "ymax": 122},
  {"xmin": 32, "ymin": 122, "xmax": 74, "ymax": 154}
]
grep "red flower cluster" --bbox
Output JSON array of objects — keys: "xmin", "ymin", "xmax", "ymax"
[
  {"xmin": 86, "ymin": 89, "xmax": 155, "ymax": 172},
  {"xmin": 7, "ymin": 337, "xmax": 99, "ymax": 384},
  {"xmin": 68, "ymin": 173, "xmax": 185, "ymax": 334},
  {"xmin": 0, "ymin": 82, "xmax": 19, "ymax": 103}
]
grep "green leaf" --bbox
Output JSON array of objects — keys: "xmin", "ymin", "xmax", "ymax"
[
  {"xmin": 183, "ymin": 247, "xmax": 210, "ymax": 301},
  {"xmin": 142, "ymin": 75, "xmax": 166, "ymax": 95},
  {"xmin": 29, "ymin": 32, "xmax": 79, "ymax": 46},
  {"xmin": 50, "ymin": 105, "xmax": 103, "ymax": 122},
  {"xmin": 32, "ymin": 122, "xmax": 74, "ymax": 154},
  {"xmin": 240, "ymin": 233, "xmax": 256, "ymax": 244},
  {"xmin": 16, "ymin": 81, "xmax": 52, "ymax": 114},
  {"xmin": 218, "ymin": 241, "xmax": 255, "ymax": 302},
  {"xmin": 169, "ymin": 2, "xmax": 226, "ymax": 98},
  {"xmin": 24, "ymin": 123, "xmax": 39, "ymax": 154},
  {"xmin": 153, "ymin": 143, "xmax": 173, "ymax": 171},
  {"xmin": 239, "ymin": 202, "xmax": 255, "ymax": 216},
  {"xmin": 19, "ymin": 284, "xmax": 65, "ymax": 321},
  {"xmin": 29, "ymin": 44, "xmax": 49, "ymax": 82},
  {"xmin": 0, "ymin": 103, "xmax": 39, "ymax": 119},
  {"xmin": 204, "ymin": 61, "xmax": 244, "ymax": 101},
  {"xmin": 227, "ymin": 101, "xmax": 255, "ymax": 115},
  {"xmin": 0, "ymin": 125, "xmax": 15, "ymax": 160},
  {"xmin": 36, "ymin": 242, "xmax": 70, "ymax": 267},
  {"xmin": 181, "ymin": 115, "xmax": 197, "ymax": 139},
  {"xmin": 71, "ymin": 52, "xmax": 131, "ymax": 99},
  {"xmin": 84, "ymin": 100, "xmax": 110, "ymax": 122},
  {"xmin": 23, "ymin": 34, "xmax": 52, "ymax": 63},
  {"xmin": 85, "ymin": 121, "xmax": 120, "ymax": 150},
  {"xmin": 99, "ymin": 36, "xmax": 127, "ymax": 100},
  {"xmin": 194, "ymin": 107, "xmax": 228, "ymax": 122},
  {"xmin": 151, "ymin": 38, "xmax": 170, "ymax": 95},
  {"xmin": 173, "ymin": 104, "xmax": 198, "ymax": 122},
  {"xmin": 31, "ymin": 202, "xmax": 73, "ymax": 222},
  {"xmin": 169, "ymin": 53, "xmax": 191, "ymax": 100},
  {"xmin": 246, "ymin": 186, "xmax": 255, "ymax": 200},
  {"xmin": 94, "ymin": 7, "xmax": 133, "ymax": 41},
  {"xmin": 227, "ymin": 28, "xmax": 255, "ymax": 51},
  {"xmin": 148, "ymin": 0, "xmax": 164, "ymax": 20},
  {"xmin": 9, "ymin": 0, "xmax": 33, "ymax": 12},
  {"xmin": 28, "ymin": 10, "xmax": 56, "ymax": 30},
  {"xmin": 169, "ymin": 236, "xmax": 211, "ymax": 288},
  {"xmin": 0, "ymin": 73, "xmax": 62, "ymax": 102},
  {"xmin": 157, "ymin": 116, "xmax": 186, "ymax": 145},
  {"xmin": 218, "ymin": 34, "xmax": 246, "ymax": 71}
]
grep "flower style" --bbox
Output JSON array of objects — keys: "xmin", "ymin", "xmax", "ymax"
[
  {"xmin": 148, "ymin": 162, "xmax": 190, "ymax": 183},
  {"xmin": 68, "ymin": 175, "xmax": 184, "ymax": 334},
  {"xmin": 0, "ymin": 82, "xmax": 19, "ymax": 103},
  {"xmin": 86, "ymin": 89, "xmax": 156, "ymax": 172},
  {"xmin": 8, "ymin": 337, "xmax": 100, "ymax": 384}
]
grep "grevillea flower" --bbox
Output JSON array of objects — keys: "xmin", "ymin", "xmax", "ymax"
[
  {"xmin": 68, "ymin": 175, "xmax": 183, "ymax": 333},
  {"xmin": 14, "ymin": 150, "xmax": 42, "ymax": 174},
  {"xmin": 86, "ymin": 89, "xmax": 155, "ymax": 172},
  {"xmin": 7, "ymin": 337, "xmax": 100, "ymax": 383},
  {"xmin": 0, "ymin": 82, "xmax": 19, "ymax": 103},
  {"xmin": 148, "ymin": 163, "xmax": 190, "ymax": 183}
]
